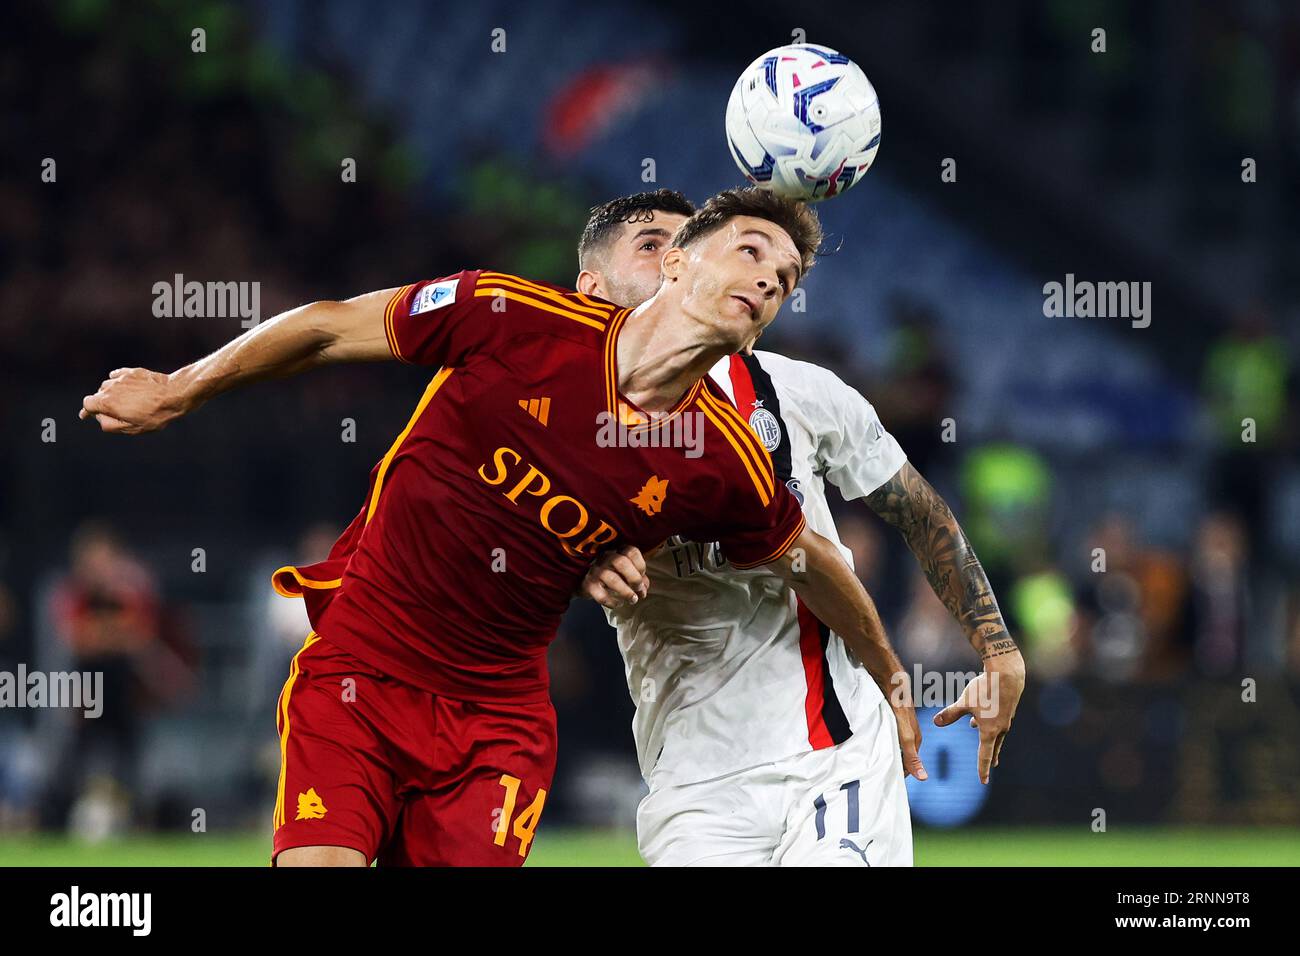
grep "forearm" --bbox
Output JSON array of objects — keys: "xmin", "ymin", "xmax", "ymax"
[
  {"xmin": 170, "ymin": 295, "xmax": 388, "ymax": 413},
  {"xmin": 775, "ymin": 528, "xmax": 905, "ymax": 690},
  {"xmin": 82, "ymin": 287, "xmax": 400, "ymax": 434},
  {"xmin": 865, "ymin": 464, "xmax": 1017, "ymax": 662},
  {"xmin": 771, "ymin": 525, "xmax": 929, "ymax": 779}
]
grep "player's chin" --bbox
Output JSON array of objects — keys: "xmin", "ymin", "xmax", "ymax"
[{"xmin": 714, "ymin": 312, "xmax": 755, "ymax": 349}]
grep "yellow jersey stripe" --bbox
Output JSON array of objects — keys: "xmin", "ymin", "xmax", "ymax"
[
  {"xmin": 729, "ymin": 514, "xmax": 808, "ymax": 570},
  {"xmin": 572, "ymin": 291, "xmax": 616, "ymax": 312},
  {"xmin": 366, "ymin": 366, "xmax": 455, "ymax": 524},
  {"xmin": 274, "ymin": 631, "xmax": 322, "ymax": 829},
  {"xmin": 479, "ymin": 273, "xmax": 615, "ymax": 320},
  {"xmin": 709, "ymin": 392, "xmax": 776, "ymax": 493},
  {"xmin": 474, "ymin": 288, "xmax": 607, "ymax": 331},
  {"xmin": 384, "ymin": 284, "xmax": 415, "ymax": 363},
  {"xmin": 719, "ymin": 392, "xmax": 776, "ymax": 491},
  {"xmin": 701, "ymin": 391, "xmax": 775, "ymax": 498},
  {"xmin": 271, "ymin": 566, "xmax": 342, "ymax": 598},
  {"xmin": 706, "ymin": 389, "xmax": 776, "ymax": 495},
  {"xmin": 603, "ymin": 308, "xmax": 631, "ymax": 414},
  {"xmin": 699, "ymin": 397, "xmax": 772, "ymax": 506}
]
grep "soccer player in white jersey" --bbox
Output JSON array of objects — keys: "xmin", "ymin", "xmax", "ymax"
[{"xmin": 574, "ymin": 190, "xmax": 1027, "ymax": 866}]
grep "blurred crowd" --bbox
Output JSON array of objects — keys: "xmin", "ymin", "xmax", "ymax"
[
  {"xmin": 824, "ymin": 301, "xmax": 1300, "ymax": 685},
  {"xmin": 0, "ymin": 2, "xmax": 471, "ymax": 386}
]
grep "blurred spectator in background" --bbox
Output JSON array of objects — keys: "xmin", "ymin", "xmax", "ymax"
[
  {"xmin": 1074, "ymin": 513, "xmax": 1190, "ymax": 682},
  {"xmin": 1203, "ymin": 305, "xmax": 1294, "ymax": 564},
  {"xmin": 249, "ymin": 521, "xmax": 341, "ymax": 719},
  {"xmin": 895, "ymin": 568, "xmax": 970, "ymax": 673},
  {"xmin": 835, "ymin": 511, "xmax": 888, "ymax": 607},
  {"xmin": 1007, "ymin": 560, "xmax": 1079, "ymax": 678},
  {"xmin": 958, "ymin": 442, "xmax": 1053, "ymax": 594},
  {"xmin": 0, "ymin": 566, "xmax": 33, "ymax": 831},
  {"xmin": 1185, "ymin": 512, "xmax": 1250, "ymax": 678},
  {"xmin": 241, "ymin": 521, "xmax": 341, "ymax": 805},
  {"xmin": 40, "ymin": 521, "xmax": 192, "ymax": 834}
]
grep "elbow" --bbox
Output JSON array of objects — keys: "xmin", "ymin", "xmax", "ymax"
[{"xmin": 306, "ymin": 300, "xmax": 350, "ymax": 363}]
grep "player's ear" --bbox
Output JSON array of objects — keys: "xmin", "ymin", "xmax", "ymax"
[
  {"xmin": 660, "ymin": 246, "xmax": 685, "ymax": 282},
  {"xmin": 576, "ymin": 269, "xmax": 604, "ymax": 298}
]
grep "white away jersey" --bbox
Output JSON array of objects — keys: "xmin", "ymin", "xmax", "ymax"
[{"xmin": 606, "ymin": 350, "xmax": 907, "ymax": 786}]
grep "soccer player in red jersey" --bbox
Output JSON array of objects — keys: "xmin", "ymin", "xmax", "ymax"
[{"xmin": 80, "ymin": 187, "xmax": 920, "ymax": 866}]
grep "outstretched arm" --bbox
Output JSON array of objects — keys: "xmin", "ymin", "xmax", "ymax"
[
  {"xmin": 864, "ymin": 461, "xmax": 1025, "ymax": 782},
  {"xmin": 768, "ymin": 525, "xmax": 928, "ymax": 781},
  {"xmin": 80, "ymin": 288, "xmax": 398, "ymax": 434}
]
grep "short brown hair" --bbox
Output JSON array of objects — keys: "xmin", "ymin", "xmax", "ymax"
[
  {"xmin": 578, "ymin": 189, "xmax": 696, "ymax": 270},
  {"xmin": 670, "ymin": 187, "xmax": 823, "ymax": 280}
]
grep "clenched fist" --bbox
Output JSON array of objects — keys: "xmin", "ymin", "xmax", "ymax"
[
  {"xmin": 580, "ymin": 545, "xmax": 650, "ymax": 609},
  {"xmin": 80, "ymin": 368, "xmax": 187, "ymax": 434}
]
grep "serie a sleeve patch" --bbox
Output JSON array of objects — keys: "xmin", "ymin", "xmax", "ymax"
[{"xmin": 410, "ymin": 279, "xmax": 459, "ymax": 315}]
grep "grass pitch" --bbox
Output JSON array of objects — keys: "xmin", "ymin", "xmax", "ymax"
[{"xmin": 0, "ymin": 827, "xmax": 1296, "ymax": 866}]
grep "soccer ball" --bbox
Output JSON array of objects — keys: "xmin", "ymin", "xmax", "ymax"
[{"xmin": 725, "ymin": 43, "xmax": 881, "ymax": 202}]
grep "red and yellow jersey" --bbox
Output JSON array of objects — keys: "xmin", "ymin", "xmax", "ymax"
[{"xmin": 273, "ymin": 270, "xmax": 805, "ymax": 702}]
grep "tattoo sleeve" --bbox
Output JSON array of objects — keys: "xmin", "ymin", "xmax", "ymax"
[{"xmin": 864, "ymin": 462, "xmax": 1019, "ymax": 661}]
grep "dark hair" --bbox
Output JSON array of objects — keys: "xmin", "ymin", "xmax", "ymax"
[
  {"xmin": 670, "ymin": 187, "xmax": 823, "ymax": 280},
  {"xmin": 578, "ymin": 189, "xmax": 696, "ymax": 270}
]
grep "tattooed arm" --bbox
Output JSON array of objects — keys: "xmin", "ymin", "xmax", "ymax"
[
  {"xmin": 865, "ymin": 463, "xmax": 1014, "ymax": 661},
  {"xmin": 864, "ymin": 462, "xmax": 1025, "ymax": 783}
]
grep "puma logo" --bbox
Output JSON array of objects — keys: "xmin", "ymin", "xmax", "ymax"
[{"xmin": 839, "ymin": 837, "xmax": 873, "ymax": 865}]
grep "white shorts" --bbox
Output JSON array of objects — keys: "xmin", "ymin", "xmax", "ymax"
[{"xmin": 637, "ymin": 696, "xmax": 912, "ymax": 866}]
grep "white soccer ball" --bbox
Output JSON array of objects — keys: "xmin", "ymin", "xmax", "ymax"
[{"xmin": 725, "ymin": 43, "xmax": 881, "ymax": 202}]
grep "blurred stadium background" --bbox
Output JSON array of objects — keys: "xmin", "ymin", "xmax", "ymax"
[{"xmin": 1, "ymin": 0, "xmax": 1298, "ymax": 865}]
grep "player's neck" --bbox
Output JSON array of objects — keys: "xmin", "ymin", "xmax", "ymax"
[{"xmin": 616, "ymin": 298, "xmax": 728, "ymax": 413}]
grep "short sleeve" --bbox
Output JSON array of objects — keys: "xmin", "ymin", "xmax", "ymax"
[
  {"xmin": 717, "ymin": 479, "xmax": 807, "ymax": 569},
  {"xmin": 385, "ymin": 269, "xmax": 489, "ymax": 366},
  {"xmin": 814, "ymin": 370, "xmax": 907, "ymax": 500}
]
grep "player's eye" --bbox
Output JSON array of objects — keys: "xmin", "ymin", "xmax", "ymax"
[
  {"xmin": 639, "ymin": 240, "xmax": 659, "ymax": 251},
  {"xmin": 741, "ymin": 244, "xmax": 758, "ymax": 258}
]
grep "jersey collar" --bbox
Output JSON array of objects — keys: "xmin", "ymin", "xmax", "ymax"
[{"xmin": 603, "ymin": 306, "xmax": 705, "ymax": 432}]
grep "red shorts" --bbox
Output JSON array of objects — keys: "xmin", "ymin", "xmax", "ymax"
[{"xmin": 272, "ymin": 633, "xmax": 557, "ymax": 866}]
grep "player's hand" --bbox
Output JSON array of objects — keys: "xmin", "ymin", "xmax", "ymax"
[
  {"xmin": 80, "ymin": 368, "xmax": 187, "ymax": 434},
  {"xmin": 579, "ymin": 545, "xmax": 650, "ymax": 609},
  {"xmin": 933, "ymin": 647, "xmax": 1025, "ymax": 784},
  {"xmin": 886, "ymin": 669, "xmax": 928, "ymax": 781}
]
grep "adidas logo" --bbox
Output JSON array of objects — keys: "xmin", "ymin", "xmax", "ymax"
[{"xmin": 518, "ymin": 398, "xmax": 551, "ymax": 426}]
